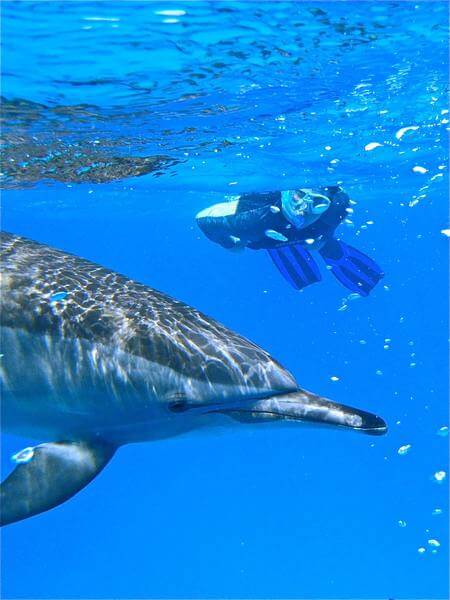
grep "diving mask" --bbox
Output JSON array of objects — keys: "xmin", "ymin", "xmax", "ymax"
[{"xmin": 281, "ymin": 189, "xmax": 331, "ymax": 229}]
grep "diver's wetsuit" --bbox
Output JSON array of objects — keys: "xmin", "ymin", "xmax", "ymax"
[
  {"xmin": 196, "ymin": 185, "xmax": 383, "ymax": 296},
  {"xmin": 198, "ymin": 186, "xmax": 349, "ymax": 250}
]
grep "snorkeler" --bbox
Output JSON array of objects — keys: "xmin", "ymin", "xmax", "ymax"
[{"xmin": 196, "ymin": 186, "xmax": 383, "ymax": 296}]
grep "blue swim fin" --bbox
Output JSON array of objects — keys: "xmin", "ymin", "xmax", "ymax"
[
  {"xmin": 268, "ymin": 244, "xmax": 322, "ymax": 291},
  {"xmin": 319, "ymin": 239, "xmax": 383, "ymax": 296}
]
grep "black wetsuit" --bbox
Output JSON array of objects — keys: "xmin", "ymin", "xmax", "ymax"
[
  {"xmin": 197, "ymin": 186, "xmax": 349, "ymax": 250},
  {"xmin": 197, "ymin": 185, "xmax": 383, "ymax": 296}
]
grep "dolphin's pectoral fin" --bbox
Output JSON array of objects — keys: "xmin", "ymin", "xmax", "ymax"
[{"xmin": 0, "ymin": 440, "xmax": 116, "ymax": 527}]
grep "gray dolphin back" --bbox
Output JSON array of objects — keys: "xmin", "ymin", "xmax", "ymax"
[{"xmin": 0, "ymin": 231, "xmax": 293, "ymax": 389}]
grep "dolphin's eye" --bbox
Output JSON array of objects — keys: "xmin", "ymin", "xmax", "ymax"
[{"xmin": 168, "ymin": 400, "xmax": 189, "ymax": 413}]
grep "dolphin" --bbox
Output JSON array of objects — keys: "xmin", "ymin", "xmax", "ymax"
[{"xmin": 0, "ymin": 232, "xmax": 387, "ymax": 526}]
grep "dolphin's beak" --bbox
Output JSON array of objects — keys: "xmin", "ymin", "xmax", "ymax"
[{"xmin": 208, "ymin": 389, "xmax": 387, "ymax": 436}]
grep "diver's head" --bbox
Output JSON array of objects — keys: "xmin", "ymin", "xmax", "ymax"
[{"xmin": 281, "ymin": 189, "xmax": 331, "ymax": 230}]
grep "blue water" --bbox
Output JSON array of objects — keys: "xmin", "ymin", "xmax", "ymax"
[{"xmin": 1, "ymin": 1, "xmax": 449, "ymax": 598}]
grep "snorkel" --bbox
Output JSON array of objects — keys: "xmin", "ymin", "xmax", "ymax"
[{"xmin": 281, "ymin": 189, "xmax": 331, "ymax": 230}]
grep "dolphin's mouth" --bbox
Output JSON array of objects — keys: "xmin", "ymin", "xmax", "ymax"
[{"xmin": 205, "ymin": 389, "xmax": 387, "ymax": 436}]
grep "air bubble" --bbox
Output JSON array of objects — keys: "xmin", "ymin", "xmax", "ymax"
[
  {"xmin": 433, "ymin": 470, "xmax": 446, "ymax": 483},
  {"xmin": 154, "ymin": 9, "xmax": 186, "ymax": 16},
  {"xmin": 265, "ymin": 229, "xmax": 288, "ymax": 242},
  {"xmin": 398, "ymin": 444, "xmax": 411, "ymax": 456},
  {"xmin": 364, "ymin": 142, "xmax": 383, "ymax": 151},
  {"xmin": 395, "ymin": 125, "xmax": 419, "ymax": 140}
]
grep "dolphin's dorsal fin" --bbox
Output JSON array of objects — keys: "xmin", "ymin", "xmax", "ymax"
[{"xmin": 0, "ymin": 440, "xmax": 116, "ymax": 526}]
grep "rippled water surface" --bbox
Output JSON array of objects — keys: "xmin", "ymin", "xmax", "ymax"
[
  {"xmin": 1, "ymin": 2, "xmax": 449, "ymax": 599},
  {"xmin": 2, "ymin": 1, "xmax": 448, "ymax": 190}
]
